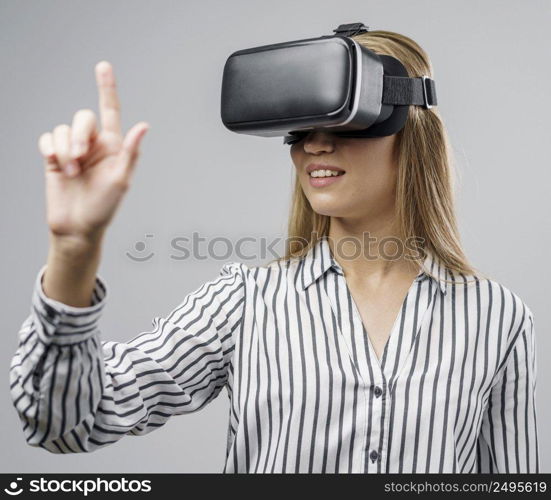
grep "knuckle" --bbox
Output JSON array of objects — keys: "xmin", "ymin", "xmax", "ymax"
[
  {"xmin": 38, "ymin": 133, "xmax": 54, "ymax": 156},
  {"xmin": 53, "ymin": 123, "xmax": 70, "ymax": 134},
  {"xmin": 38, "ymin": 132, "xmax": 51, "ymax": 145},
  {"xmin": 74, "ymin": 108, "xmax": 96, "ymax": 120},
  {"xmin": 44, "ymin": 159, "xmax": 62, "ymax": 172}
]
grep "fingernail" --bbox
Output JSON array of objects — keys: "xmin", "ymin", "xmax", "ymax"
[{"xmin": 65, "ymin": 160, "xmax": 80, "ymax": 177}]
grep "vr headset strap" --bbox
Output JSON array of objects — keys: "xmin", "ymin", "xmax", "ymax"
[
  {"xmin": 331, "ymin": 23, "xmax": 437, "ymax": 109},
  {"xmin": 333, "ymin": 22, "xmax": 370, "ymax": 36},
  {"xmin": 383, "ymin": 75, "xmax": 437, "ymax": 109}
]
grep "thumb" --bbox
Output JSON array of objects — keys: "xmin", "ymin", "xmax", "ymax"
[{"xmin": 116, "ymin": 121, "xmax": 150, "ymax": 176}]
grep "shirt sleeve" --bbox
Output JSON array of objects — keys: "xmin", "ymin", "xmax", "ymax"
[
  {"xmin": 475, "ymin": 307, "xmax": 540, "ymax": 473},
  {"xmin": 9, "ymin": 261, "xmax": 245, "ymax": 454}
]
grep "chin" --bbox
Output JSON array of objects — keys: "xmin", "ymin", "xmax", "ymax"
[{"xmin": 309, "ymin": 200, "xmax": 350, "ymax": 218}]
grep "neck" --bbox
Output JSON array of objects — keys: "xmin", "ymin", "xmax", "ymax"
[{"xmin": 326, "ymin": 213, "xmax": 420, "ymax": 283}]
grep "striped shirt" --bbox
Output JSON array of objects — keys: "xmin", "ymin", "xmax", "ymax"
[{"xmin": 9, "ymin": 236, "xmax": 539, "ymax": 473}]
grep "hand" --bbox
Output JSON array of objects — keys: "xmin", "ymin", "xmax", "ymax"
[{"xmin": 38, "ymin": 61, "xmax": 149, "ymax": 245}]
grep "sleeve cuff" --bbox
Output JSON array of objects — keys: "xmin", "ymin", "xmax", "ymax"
[{"xmin": 31, "ymin": 264, "xmax": 108, "ymax": 346}]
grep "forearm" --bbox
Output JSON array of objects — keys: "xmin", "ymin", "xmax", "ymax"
[
  {"xmin": 10, "ymin": 259, "xmax": 243, "ymax": 454},
  {"xmin": 43, "ymin": 231, "xmax": 104, "ymax": 307}
]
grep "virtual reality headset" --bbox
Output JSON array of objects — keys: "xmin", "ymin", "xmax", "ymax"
[{"xmin": 220, "ymin": 22, "xmax": 437, "ymax": 145}]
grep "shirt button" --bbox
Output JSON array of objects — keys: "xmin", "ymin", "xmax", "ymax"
[
  {"xmin": 370, "ymin": 449, "xmax": 379, "ymax": 462},
  {"xmin": 374, "ymin": 386, "xmax": 382, "ymax": 397}
]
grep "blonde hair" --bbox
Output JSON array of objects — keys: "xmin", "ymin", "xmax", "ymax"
[{"xmin": 271, "ymin": 29, "xmax": 486, "ymax": 285}]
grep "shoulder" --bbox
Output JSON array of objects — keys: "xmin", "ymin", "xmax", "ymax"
[
  {"xmin": 449, "ymin": 268, "xmax": 534, "ymax": 345},
  {"xmin": 218, "ymin": 257, "xmax": 299, "ymax": 287},
  {"xmin": 468, "ymin": 275, "xmax": 538, "ymax": 378}
]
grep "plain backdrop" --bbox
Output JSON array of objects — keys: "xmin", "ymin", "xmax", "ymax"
[{"xmin": 1, "ymin": 0, "xmax": 549, "ymax": 473}]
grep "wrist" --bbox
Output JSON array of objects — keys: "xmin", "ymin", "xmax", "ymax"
[{"xmin": 48, "ymin": 231, "xmax": 104, "ymax": 261}]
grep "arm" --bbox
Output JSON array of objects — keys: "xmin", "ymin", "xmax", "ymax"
[
  {"xmin": 9, "ymin": 261, "xmax": 245, "ymax": 454},
  {"xmin": 476, "ymin": 308, "xmax": 540, "ymax": 473}
]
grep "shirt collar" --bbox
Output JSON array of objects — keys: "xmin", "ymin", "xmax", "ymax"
[{"xmin": 296, "ymin": 236, "xmax": 448, "ymax": 294}]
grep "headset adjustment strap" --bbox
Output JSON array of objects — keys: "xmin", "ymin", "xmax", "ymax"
[{"xmin": 383, "ymin": 75, "xmax": 437, "ymax": 109}]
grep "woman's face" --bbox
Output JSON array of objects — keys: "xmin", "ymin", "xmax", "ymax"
[{"xmin": 290, "ymin": 130, "xmax": 399, "ymax": 221}]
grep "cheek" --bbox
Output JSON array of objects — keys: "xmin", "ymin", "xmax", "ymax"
[
  {"xmin": 348, "ymin": 161, "xmax": 397, "ymax": 196},
  {"xmin": 290, "ymin": 148, "xmax": 306, "ymax": 177}
]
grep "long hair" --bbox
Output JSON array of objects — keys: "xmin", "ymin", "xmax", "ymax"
[{"xmin": 270, "ymin": 29, "xmax": 485, "ymax": 283}]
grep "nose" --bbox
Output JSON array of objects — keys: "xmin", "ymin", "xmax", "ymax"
[{"xmin": 302, "ymin": 129, "xmax": 335, "ymax": 154}]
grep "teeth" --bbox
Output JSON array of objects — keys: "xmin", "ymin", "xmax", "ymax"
[{"xmin": 310, "ymin": 169, "xmax": 343, "ymax": 178}]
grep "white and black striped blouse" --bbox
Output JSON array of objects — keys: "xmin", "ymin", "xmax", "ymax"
[{"xmin": 9, "ymin": 236, "xmax": 540, "ymax": 473}]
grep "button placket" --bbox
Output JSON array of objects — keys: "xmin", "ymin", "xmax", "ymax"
[
  {"xmin": 323, "ymin": 262, "xmax": 392, "ymax": 473},
  {"xmin": 321, "ymin": 270, "xmax": 377, "ymax": 471},
  {"xmin": 366, "ymin": 376, "xmax": 386, "ymax": 471}
]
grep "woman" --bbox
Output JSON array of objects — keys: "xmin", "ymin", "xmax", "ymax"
[{"xmin": 9, "ymin": 30, "xmax": 539, "ymax": 474}]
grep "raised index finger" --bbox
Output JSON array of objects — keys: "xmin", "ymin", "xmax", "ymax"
[{"xmin": 95, "ymin": 61, "xmax": 122, "ymax": 136}]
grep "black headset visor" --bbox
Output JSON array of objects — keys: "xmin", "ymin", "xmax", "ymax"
[{"xmin": 220, "ymin": 23, "xmax": 437, "ymax": 145}]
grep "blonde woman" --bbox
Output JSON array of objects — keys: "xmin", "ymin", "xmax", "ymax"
[{"xmin": 10, "ymin": 30, "xmax": 539, "ymax": 473}]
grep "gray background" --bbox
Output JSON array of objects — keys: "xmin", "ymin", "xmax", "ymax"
[{"xmin": 1, "ymin": 0, "xmax": 549, "ymax": 473}]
